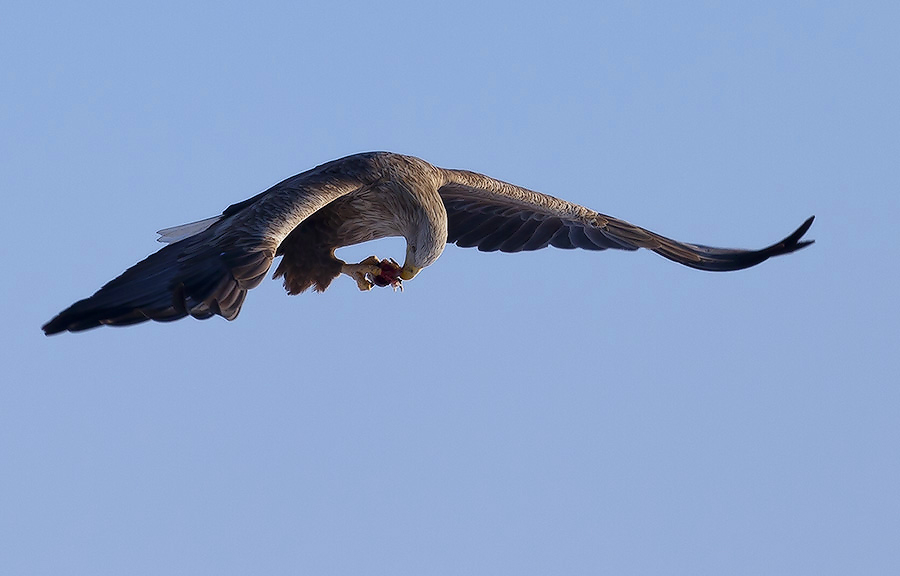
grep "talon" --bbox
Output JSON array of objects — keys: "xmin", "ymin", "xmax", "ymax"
[
  {"xmin": 342, "ymin": 256, "xmax": 404, "ymax": 292},
  {"xmin": 372, "ymin": 275, "xmax": 403, "ymax": 291},
  {"xmin": 342, "ymin": 256, "xmax": 383, "ymax": 291},
  {"xmin": 372, "ymin": 258, "xmax": 404, "ymax": 291}
]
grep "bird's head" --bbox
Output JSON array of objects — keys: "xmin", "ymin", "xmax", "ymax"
[
  {"xmin": 402, "ymin": 227, "xmax": 445, "ymax": 281},
  {"xmin": 400, "ymin": 243, "xmax": 423, "ymax": 280}
]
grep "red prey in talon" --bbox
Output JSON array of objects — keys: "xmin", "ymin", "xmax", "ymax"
[
  {"xmin": 338, "ymin": 255, "xmax": 403, "ymax": 292},
  {"xmin": 372, "ymin": 258, "xmax": 403, "ymax": 291}
]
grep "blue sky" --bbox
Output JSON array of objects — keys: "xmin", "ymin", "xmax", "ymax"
[{"xmin": 2, "ymin": 1, "xmax": 898, "ymax": 574}]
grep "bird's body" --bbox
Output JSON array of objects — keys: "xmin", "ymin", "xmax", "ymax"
[{"xmin": 42, "ymin": 152, "xmax": 814, "ymax": 335}]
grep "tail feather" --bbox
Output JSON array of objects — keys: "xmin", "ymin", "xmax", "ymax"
[
  {"xmin": 156, "ymin": 216, "xmax": 222, "ymax": 243},
  {"xmin": 42, "ymin": 229, "xmax": 274, "ymax": 335}
]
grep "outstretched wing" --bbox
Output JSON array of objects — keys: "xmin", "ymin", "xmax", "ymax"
[
  {"xmin": 42, "ymin": 154, "xmax": 378, "ymax": 335},
  {"xmin": 439, "ymin": 169, "xmax": 814, "ymax": 271}
]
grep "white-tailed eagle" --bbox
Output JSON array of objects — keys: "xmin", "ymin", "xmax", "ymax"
[{"xmin": 43, "ymin": 152, "xmax": 815, "ymax": 334}]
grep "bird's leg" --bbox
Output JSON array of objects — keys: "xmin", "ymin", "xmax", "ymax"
[
  {"xmin": 341, "ymin": 256, "xmax": 383, "ymax": 291},
  {"xmin": 341, "ymin": 256, "xmax": 403, "ymax": 291}
]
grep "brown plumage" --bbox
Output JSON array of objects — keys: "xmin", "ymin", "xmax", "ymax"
[{"xmin": 42, "ymin": 151, "xmax": 815, "ymax": 335}]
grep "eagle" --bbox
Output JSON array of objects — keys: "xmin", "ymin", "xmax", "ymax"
[{"xmin": 42, "ymin": 152, "xmax": 815, "ymax": 335}]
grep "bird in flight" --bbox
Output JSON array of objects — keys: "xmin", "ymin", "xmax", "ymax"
[{"xmin": 43, "ymin": 152, "xmax": 815, "ymax": 335}]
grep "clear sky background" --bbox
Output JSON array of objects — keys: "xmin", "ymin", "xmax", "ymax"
[{"xmin": 2, "ymin": 2, "xmax": 898, "ymax": 574}]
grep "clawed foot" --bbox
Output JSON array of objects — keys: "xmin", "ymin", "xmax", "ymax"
[
  {"xmin": 371, "ymin": 257, "xmax": 403, "ymax": 291},
  {"xmin": 342, "ymin": 256, "xmax": 403, "ymax": 292}
]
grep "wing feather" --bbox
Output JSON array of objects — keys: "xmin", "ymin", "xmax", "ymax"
[
  {"xmin": 549, "ymin": 226, "xmax": 576, "ymax": 249},
  {"xmin": 43, "ymin": 153, "xmax": 379, "ymax": 334},
  {"xmin": 521, "ymin": 218, "xmax": 563, "ymax": 251},
  {"xmin": 439, "ymin": 169, "xmax": 814, "ymax": 271},
  {"xmin": 475, "ymin": 217, "xmax": 529, "ymax": 253},
  {"xmin": 455, "ymin": 216, "xmax": 506, "ymax": 248},
  {"xmin": 498, "ymin": 219, "xmax": 542, "ymax": 253},
  {"xmin": 583, "ymin": 226, "xmax": 639, "ymax": 251}
]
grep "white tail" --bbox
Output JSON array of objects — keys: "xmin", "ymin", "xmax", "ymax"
[{"xmin": 156, "ymin": 216, "xmax": 221, "ymax": 243}]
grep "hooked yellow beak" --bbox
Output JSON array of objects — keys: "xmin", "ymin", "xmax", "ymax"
[{"xmin": 400, "ymin": 264, "xmax": 421, "ymax": 281}]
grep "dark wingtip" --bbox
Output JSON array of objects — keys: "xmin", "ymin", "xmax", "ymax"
[
  {"xmin": 792, "ymin": 215, "xmax": 815, "ymax": 243},
  {"xmin": 41, "ymin": 319, "xmax": 61, "ymax": 336},
  {"xmin": 773, "ymin": 215, "xmax": 815, "ymax": 256},
  {"xmin": 41, "ymin": 310, "xmax": 100, "ymax": 336},
  {"xmin": 42, "ymin": 312, "xmax": 69, "ymax": 335},
  {"xmin": 652, "ymin": 214, "xmax": 816, "ymax": 272}
]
